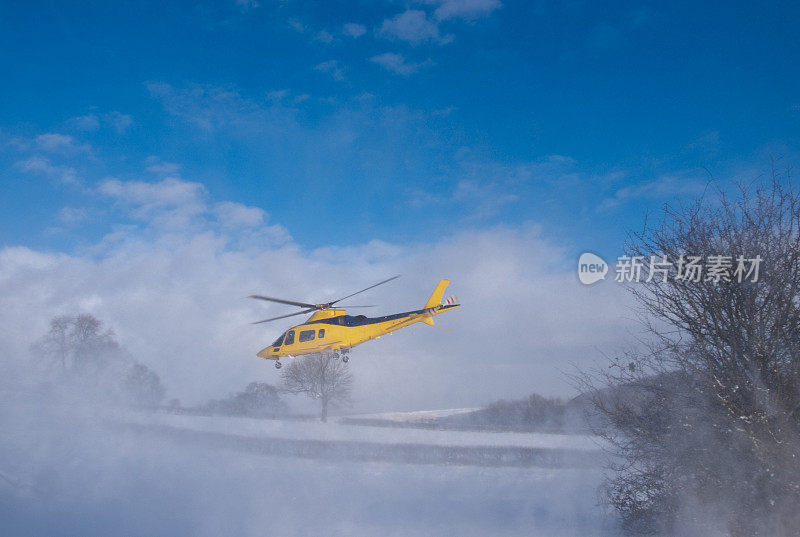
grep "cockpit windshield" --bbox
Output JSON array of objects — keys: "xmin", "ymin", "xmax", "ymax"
[{"xmin": 271, "ymin": 333, "xmax": 286, "ymax": 347}]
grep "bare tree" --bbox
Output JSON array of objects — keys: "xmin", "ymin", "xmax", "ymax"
[
  {"xmin": 33, "ymin": 315, "xmax": 73, "ymax": 370},
  {"xmin": 583, "ymin": 174, "xmax": 800, "ymax": 535},
  {"xmin": 205, "ymin": 382, "xmax": 287, "ymax": 417},
  {"xmin": 34, "ymin": 313, "xmax": 121, "ymax": 373},
  {"xmin": 123, "ymin": 363, "xmax": 166, "ymax": 408},
  {"xmin": 31, "ymin": 314, "xmax": 168, "ymax": 409},
  {"xmin": 70, "ymin": 313, "xmax": 119, "ymax": 372},
  {"xmin": 281, "ymin": 354, "xmax": 353, "ymax": 422}
]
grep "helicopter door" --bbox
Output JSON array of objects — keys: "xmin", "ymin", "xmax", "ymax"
[{"xmin": 284, "ymin": 330, "xmax": 295, "ymax": 345}]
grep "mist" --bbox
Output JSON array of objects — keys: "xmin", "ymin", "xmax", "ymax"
[
  {"xmin": 0, "ymin": 357, "xmax": 615, "ymax": 537},
  {"xmin": 0, "ymin": 183, "xmax": 630, "ymax": 535},
  {"xmin": 0, "ymin": 216, "xmax": 635, "ymax": 411}
]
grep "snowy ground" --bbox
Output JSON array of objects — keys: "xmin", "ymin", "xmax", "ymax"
[
  {"xmin": 1, "ymin": 402, "xmax": 619, "ymax": 536},
  {"xmin": 346, "ymin": 408, "xmax": 480, "ymax": 422},
  {"xmin": 118, "ymin": 410, "xmax": 603, "ymax": 451}
]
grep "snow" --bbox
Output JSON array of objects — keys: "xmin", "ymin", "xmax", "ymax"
[
  {"xmin": 349, "ymin": 407, "xmax": 480, "ymax": 421},
  {"xmin": 0, "ymin": 402, "xmax": 618, "ymax": 536},
  {"xmin": 115, "ymin": 411, "xmax": 603, "ymax": 452}
]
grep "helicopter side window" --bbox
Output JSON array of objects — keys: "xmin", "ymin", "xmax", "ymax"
[
  {"xmin": 299, "ymin": 330, "xmax": 315, "ymax": 343},
  {"xmin": 284, "ymin": 330, "xmax": 295, "ymax": 345},
  {"xmin": 271, "ymin": 333, "xmax": 285, "ymax": 347},
  {"xmin": 318, "ymin": 329, "xmax": 325, "ymax": 338}
]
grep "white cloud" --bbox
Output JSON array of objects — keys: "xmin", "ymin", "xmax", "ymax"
[
  {"xmin": 314, "ymin": 60, "xmax": 345, "ymax": 81},
  {"xmin": 99, "ymin": 177, "xmax": 205, "ymax": 209},
  {"xmin": 408, "ymin": 153, "xmax": 580, "ymax": 218},
  {"xmin": 379, "ymin": 10, "xmax": 453, "ymax": 45},
  {"xmin": 15, "ymin": 156, "xmax": 79, "ymax": 185},
  {"xmin": 65, "ymin": 111, "xmax": 132, "ymax": 134},
  {"xmin": 67, "ymin": 114, "xmax": 101, "ymax": 132},
  {"xmin": 145, "ymin": 156, "xmax": 182, "ymax": 176},
  {"xmin": 453, "ymin": 178, "xmax": 519, "ymax": 218},
  {"xmin": 313, "ymin": 30, "xmax": 334, "ymax": 44},
  {"xmin": 143, "ymin": 83, "xmax": 594, "ymax": 234},
  {"xmin": 600, "ymin": 171, "xmax": 708, "ymax": 210},
  {"xmin": 94, "ymin": 176, "xmax": 288, "ymax": 244},
  {"xmin": 147, "ymin": 82, "xmax": 282, "ymax": 134},
  {"xmin": 431, "ymin": 0, "xmax": 502, "ymax": 21},
  {"xmin": 288, "ymin": 18, "xmax": 304, "ymax": 33},
  {"xmin": 58, "ymin": 206, "xmax": 89, "ymax": 224},
  {"xmin": 378, "ymin": 1, "xmax": 500, "ymax": 46},
  {"xmin": 105, "ymin": 111, "xmax": 133, "ymax": 134},
  {"xmin": 686, "ymin": 130, "xmax": 721, "ymax": 154},
  {"xmin": 432, "ymin": 106, "xmax": 456, "ymax": 117},
  {"xmin": 213, "ymin": 201, "xmax": 265, "ymax": 228},
  {"xmin": 342, "ymin": 22, "xmax": 366, "ymax": 38},
  {"xmin": 236, "ymin": 0, "xmax": 259, "ymax": 11},
  {"xmin": 266, "ymin": 89, "xmax": 290, "ymax": 101},
  {"xmin": 97, "ymin": 177, "xmax": 207, "ymax": 229},
  {"xmin": 408, "ymin": 177, "xmax": 518, "ymax": 218},
  {"xmin": 36, "ymin": 133, "xmax": 84, "ymax": 152},
  {"xmin": 371, "ymin": 52, "xmax": 429, "ymax": 76}
]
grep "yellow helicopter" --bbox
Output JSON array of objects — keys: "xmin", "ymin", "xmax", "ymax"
[{"xmin": 250, "ymin": 276, "xmax": 459, "ymax": 368}]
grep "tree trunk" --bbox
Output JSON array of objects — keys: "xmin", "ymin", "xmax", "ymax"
[{"xmin": 320, "ymin": 397, "xmax": 328, "ymax": 422}]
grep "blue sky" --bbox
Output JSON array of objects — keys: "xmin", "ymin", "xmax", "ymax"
[
  {"xmin": 0, "ymin": 1, "xmax": 799, "ymax": 406},
  {"xmin": 2, "ymin": 0, "xmax": 798, "ymax": 258}
]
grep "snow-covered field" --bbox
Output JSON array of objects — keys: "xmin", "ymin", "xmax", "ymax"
[
  {"xmin": 1, "ymin": 402, "xmax": 618, "ymax": 536},
  {"xmin": 347, "ymin": 408, "xmax": 480, "ymax": 422},
  {"xmin": 118, "ymin": 410, "xmax": 603, "ymax": 452}
]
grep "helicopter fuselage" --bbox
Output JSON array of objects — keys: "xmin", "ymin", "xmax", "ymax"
[
  {"xmin": 255, "ymin": 279, "xmax": 459, "ymax": 363},
  {"xmin": 257, "ymin": 303, "xmax": 459, "ymax": 361}
]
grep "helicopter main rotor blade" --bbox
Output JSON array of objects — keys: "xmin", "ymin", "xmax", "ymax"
[
  {"xmin": 330, "ymin": 275, "xmax": 401, "ymax": 305},
  {"xmin": 337, "ymin": 305, "xmax": 376, "ymax": 308},
  {"xmin": 248, "ymin": 295, "xmax": 318, "ymax": 309},
  {"xmin": 251, "ymin": 308, "xmax": 316, "ymax": 325}
]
